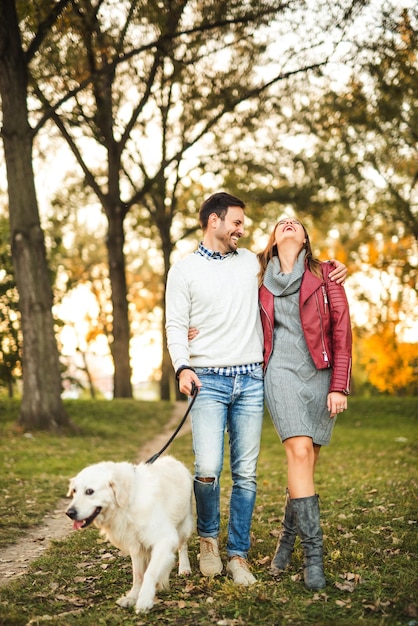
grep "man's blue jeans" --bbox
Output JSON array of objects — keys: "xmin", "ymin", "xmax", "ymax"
[{"xmin": 191, "ymin": 367, "xmax": 264, "ymax": 559}]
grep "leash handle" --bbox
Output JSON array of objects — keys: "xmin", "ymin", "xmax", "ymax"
[{"xmin": 146, "ymin": 383, "xmax": 198, "ymax": 464}]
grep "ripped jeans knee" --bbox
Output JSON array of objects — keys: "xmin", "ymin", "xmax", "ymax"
[{"xmin": 193, "ymin": 476, "xmax": 220, "ymax": 537}]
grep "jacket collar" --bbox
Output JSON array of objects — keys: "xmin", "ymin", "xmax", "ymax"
[{"xmin": 300, "ymin": 260, "xmax": 324, "ymax": 303}]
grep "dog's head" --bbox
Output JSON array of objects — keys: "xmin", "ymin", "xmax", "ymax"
[{"xmin": 66, "ymin": 461, "xmax": 133, "ymax": 530}]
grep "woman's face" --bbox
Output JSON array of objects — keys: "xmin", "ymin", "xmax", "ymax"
[{"xmin": 274, "ymin": 218, "xmax": 305, "ymax": 249}]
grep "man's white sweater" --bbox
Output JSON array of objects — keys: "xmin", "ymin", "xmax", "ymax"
[{"xmin": 165, "ymin": 248, "xmax": 263, "ymax": 372}]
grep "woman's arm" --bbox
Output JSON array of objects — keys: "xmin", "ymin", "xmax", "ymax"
[{"xmin": 326, "ymin": 276, "xmax": 353, "ymax": 396}]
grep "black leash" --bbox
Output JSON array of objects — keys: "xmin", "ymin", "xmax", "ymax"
[{"xmin": 145, "ymin": 382, "xmax": 198, "ymax": 464}]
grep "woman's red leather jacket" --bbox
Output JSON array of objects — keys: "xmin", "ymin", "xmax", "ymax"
[{"xmin": 259, "ymin": 261, "xmax": 352, "ymax": 395}]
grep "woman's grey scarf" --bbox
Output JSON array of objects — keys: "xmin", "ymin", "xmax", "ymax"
[{"xmin": 263, "ymin": 249, "xmax": 306, "ymax": 296}]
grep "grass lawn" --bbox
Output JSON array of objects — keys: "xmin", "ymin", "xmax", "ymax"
[{"xmin": 0, "ymin": 396, "xmax": 417, "ymax": 625}]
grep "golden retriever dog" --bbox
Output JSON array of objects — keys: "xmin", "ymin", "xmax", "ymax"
[{"xmin": 66, "ymin": 455, "xmax": 193, "ymax": 614}]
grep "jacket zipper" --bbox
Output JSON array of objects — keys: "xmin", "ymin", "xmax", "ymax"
[
  {"xmin": 345, "ymin": 358, "xmax": 352, "ymax": 393},
  {"xmin": 322, "ymin": 286, "xmax": 328, "ymax": 314},
  {"xmin": 315, "ymin": 292, "xmax": 329, "ymax": 365}
]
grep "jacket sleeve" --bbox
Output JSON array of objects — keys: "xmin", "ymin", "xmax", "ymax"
[
  {"xmin": 259, "ymin": 285, "xmax": 274, "ymax": 370},
  {"xmin": 323, "ymin": 264, "xmax": 353, "ymax": 395}
]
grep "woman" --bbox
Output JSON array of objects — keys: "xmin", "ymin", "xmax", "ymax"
[{"xmin": 258, "ymin": 217, "xmax": 352, "ymax": 591}]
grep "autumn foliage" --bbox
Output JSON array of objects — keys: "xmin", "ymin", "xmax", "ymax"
[{"xmin": 361, "ymin": 329, "xmax": 418, "ymax": 394}]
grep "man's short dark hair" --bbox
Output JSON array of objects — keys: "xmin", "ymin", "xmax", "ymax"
[{"xmin": 199, "ymin": 192, "xmax": 245, "ymax": 230}]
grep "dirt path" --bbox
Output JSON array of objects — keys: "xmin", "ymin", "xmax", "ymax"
[{"xmin": 0, "ymin": 402, "xmax": 191, "ymax": 587}]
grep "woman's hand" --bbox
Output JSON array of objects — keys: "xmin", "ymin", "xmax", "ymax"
[
  {"xmin": 328, "ymin": 391, "xmax": 348, "ymax": 418},
  {"xmin": 188, "ymin": 327, "xmax": 199, "ymax": 341}
]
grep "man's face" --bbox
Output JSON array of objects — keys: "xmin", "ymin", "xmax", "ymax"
[{"xmin": 213, "ymin": 206, "xmax": 245, "ymax": 254}]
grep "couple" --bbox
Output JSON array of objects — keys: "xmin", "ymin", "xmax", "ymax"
[{"xmin": 165, "ymin": 192, "xmax": 352, "ymax": 589}]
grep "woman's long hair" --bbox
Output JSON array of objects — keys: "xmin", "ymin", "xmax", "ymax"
[{"xmin": 257, "ymin": 220, "xmax": 322, "ymax": 286}]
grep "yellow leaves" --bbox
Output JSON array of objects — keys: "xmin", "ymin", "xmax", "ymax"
[
  {"xmin": 360, "ymin": 330, "xmax": 418, "ymax": 394},
  {"xmin": 365, "ymin": 242, "xmax": 380, "ymax": 266},
  {"xmin": 355, "ymin": 234, "xmax": 415, "ymax": 269}
]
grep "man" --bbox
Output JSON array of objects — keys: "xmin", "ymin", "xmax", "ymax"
[{"xmin": 165, "ymin": 192, "xmax": 347, "ymax": 585}]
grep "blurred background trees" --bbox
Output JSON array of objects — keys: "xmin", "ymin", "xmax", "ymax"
[
  {"xmin": 0, "ymin": 0, "xmax": 416, "ymax": 429},
  {"xmin": 0, "ymin": 0, "xmax": 71, "ymax": 429}
]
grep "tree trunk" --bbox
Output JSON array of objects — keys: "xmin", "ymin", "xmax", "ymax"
[
  {"xmin": 78, "ymin": 348, "xmax": 96, "ymax": 399},
  {"xmin": 159, "ymin": 222, "xmax": 177, "ymax": 401},
  {"xmin": 0, "ymin": 0, "xmax": 70, "ymax": 430},
  {"xmin": 106, "ymin": 209, "xmax": 133, "ymax": 397},
  {"xmin": 160, "ymin": 307, "xmax": 173, "ymax": 401}
]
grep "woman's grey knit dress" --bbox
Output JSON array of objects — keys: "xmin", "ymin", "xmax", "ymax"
[{"xmin": 264, "ymin": 251, "xmax": 335, "ymax": 446}]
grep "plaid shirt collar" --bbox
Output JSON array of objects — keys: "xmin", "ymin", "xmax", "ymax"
[{"xmin": 195, "ymin": 241, "xmax": 238, "ymax": 260}]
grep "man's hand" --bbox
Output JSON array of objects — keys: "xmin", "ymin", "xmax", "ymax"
[
  {"xmin": 178, "ymin": 370, "xmax": 201, "ymax": 397},
  {"xmin": 329, "ymin": 260, "xmax": 348, "ymax": 284}
]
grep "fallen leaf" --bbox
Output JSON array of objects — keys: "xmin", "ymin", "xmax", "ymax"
[
  {"xmin": 405, "ymin": 603, "xmax": 417, "ymax": 617},
  {"xmin": 335, "ymin": 581, "xmax": 355, "ymax": 592},
  {"xmin": 257, "ymin": 556, "xmax": 271, "ymax": 565}
]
